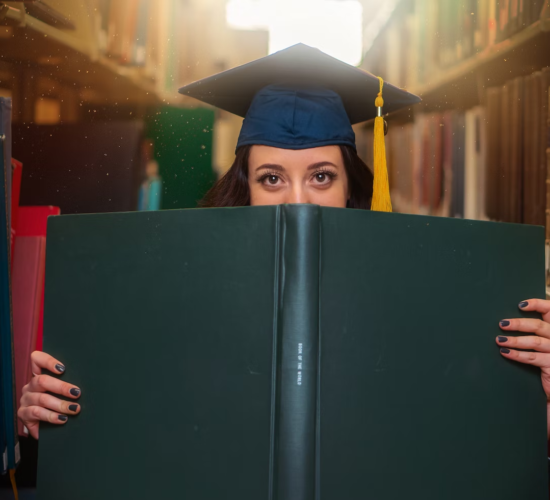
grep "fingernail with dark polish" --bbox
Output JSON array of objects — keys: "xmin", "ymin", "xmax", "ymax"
[
  {"xmin": 498, "ymin": 336, "xmax": 508, "ymax": 343},
  {"xmin": 519, "ymin": 301, "xmax": 529, "ymax": 309},
  {"xmin": 500, "ymin": 320, "xmax": 510, "ymax": 327},
  {"xmin": 70, "ymin": 388, "xmax": 81, "ymax": 397},
  {"xmin": 58, "ymin": 415, "xmax": 68, "ymax": 422},
  {"xmin": 68, "ymin": 404, "xmax": 79, "ymax": 412},
  {"xmin": 55, "ymin": 364, "xmax": 65, "ymax": 373},
  {"xmin": 500, "ymin": 348, "xmax": 511, "ymax": 354}
]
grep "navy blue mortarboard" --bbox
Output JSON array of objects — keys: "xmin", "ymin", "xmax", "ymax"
[
  {"xmin": 178, "ymin": 43, "xmax": 420, "ymax": 152},
  {"xmin": 236, "ymin": 84, "xmax": 355, "ymax": 150},
  {"xmin": 178, "ymin": 43, "xmax": 421, "ymax": 212}
]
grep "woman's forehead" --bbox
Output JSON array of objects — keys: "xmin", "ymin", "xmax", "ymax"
[{"xmin": 249, "ymin": 145, "xmax": 344, "ymax": 166}]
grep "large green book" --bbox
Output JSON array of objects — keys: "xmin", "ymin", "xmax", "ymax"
[{"xmin": 37, "ymin": 205, "xmax": 548, "ymax": 499}]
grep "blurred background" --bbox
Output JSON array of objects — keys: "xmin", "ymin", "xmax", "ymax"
[{"xmin": 1, "ymin": 0, "xmax": 550, "ymax": 496}]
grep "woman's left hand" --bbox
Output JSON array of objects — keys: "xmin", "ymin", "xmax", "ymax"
[{"xmin": 496, "ymin": 298, "xmax": 550, "ymax": 436}]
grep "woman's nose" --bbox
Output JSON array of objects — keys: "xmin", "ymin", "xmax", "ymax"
[{"xmin": 286, "ymin": 186, "xmax": 309, "ymax": 204}]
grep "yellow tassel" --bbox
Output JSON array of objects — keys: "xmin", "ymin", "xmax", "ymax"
[
  {"xmin": 9, "ymin": 469, "xmax": 19, "ymax": 500},
  {"xmin": 370, "ymin": 77, "xmax": 392, "ymax": 212}
]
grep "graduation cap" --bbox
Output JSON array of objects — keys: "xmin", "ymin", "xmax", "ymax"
[{"xmin": 178, "ymin": 43, "xmax": 421, "ymax": 212}]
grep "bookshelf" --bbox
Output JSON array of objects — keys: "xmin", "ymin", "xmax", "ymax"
[
  {"xmin": 1, "ymin": 1, "xmax": 161, "ymax": 109},
  {"xmin": 413, "ymin": 20, "xmax": 550, "ymax": 100},
  {"xmin": 359, "ymin": 0, "xmax": 550, "ymax": 297}
]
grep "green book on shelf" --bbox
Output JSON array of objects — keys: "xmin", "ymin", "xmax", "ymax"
[{"xmin": 37, "ymin": 205, "xmax": 548, "ymax": 500}]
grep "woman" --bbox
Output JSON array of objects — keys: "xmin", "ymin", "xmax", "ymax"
[{"xmin": 17, "ymin": 44, "xmax": 550, "ymax": 439}]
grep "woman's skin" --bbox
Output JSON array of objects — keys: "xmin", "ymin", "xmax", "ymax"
[
  {"xmin": 249, "ymin": 145, "xmax": 349, "ymax": 207},
  {"xmin": 17, "ymin": 145, "xmax": 550, "ymax": 438}
]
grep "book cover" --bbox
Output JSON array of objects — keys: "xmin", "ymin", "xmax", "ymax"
[
  {"xmin": 464, "ymin": 108, "xmax": 478, "ymax": 220},
  {"xmin": 537, "ymin": 68, "xmax": 550, "ymax": 228},
  {"xmin": 0, "ymin": 98, "xmax": 20, "ymax": 472},
  {"xmin": 16, "ymin": 206, "xmax": 61, "ymax": 353},
  {"xmin": 450, "ymin": 111, "xmax": 466, "ymax": 218},
  {"xmin": 500, "ymin": 81, "xmax": 512, "ymax": 222},
  {"xmin": 36, "ymin": 206, "xmax": 548, "ymax": 499},
  {"xmin": 488, "ymin": 0, "xmax": 498, "ymax": 46},
  {"xmin": 132, "ymin": 0, "xmax": 149, "ymax": 65},
  {"xmin": 525, "ymin": 72, "xmax": 543, "ymax": 225},
  {"xmin": 120, "ymin": 0, "xmax": 139, "ymax": 65},
  {"xmin": 12, "ymin": 236, "xmax": 46, "ymax": 436},
  {"xmin": 509, "ymin": 76, "xmax": 524, "ymax": 223},
  {"xmin": 10, "ymin": 159, "xmax": 22, "ymax": 266}
]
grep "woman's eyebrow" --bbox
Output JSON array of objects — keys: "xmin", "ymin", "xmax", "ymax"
[
  {"xmin": 307, "ymin": 161, "xmax": 338, "ymax": 170},
  {"xmin": 255, "ymin": 163, "xmax": 285, "ymax": 172}
]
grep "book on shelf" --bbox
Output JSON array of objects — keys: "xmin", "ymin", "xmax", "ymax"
[
  {"xmin": 10, "ymin": 159, "xmax": 22, "ymax": 266},
  {"xmin": 12, "ymin": 233, "xmax": 45, "ymax": 437},
  {"xmin": 0, "ymin": 97, "xmax": 20, "ymax": 475},
  {"xmin": 37, "ymin": 205, "xmax": 547, "ymax": 499},
  {"xmin": 386, "ymin": 110, "xmax": 474, "ymax": 218},
  {"xmin": 464, "ymin": 106, "xmax": 488, "ymax": 221},
  {"xmin": 13, "ymin": 205, "xmax": 60, "ymax": 359}
]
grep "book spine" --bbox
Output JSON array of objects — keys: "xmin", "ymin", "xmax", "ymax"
[
  {"xmin": 546, "ymin": 84, "xmax": 550, "ymax": 290},
  {"xmin": 274, "ymin": 205, "xmax": 320, "ymax": 500},
  {"xmin": 0, "ymin": 98, "xmax": 20, "ymax": 471}
]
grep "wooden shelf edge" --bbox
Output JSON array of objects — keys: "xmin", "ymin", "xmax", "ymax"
[
  {"xmin": 5, "ymin": 6, "xmax": 93, "ymax": 59},
  {"xmin": 409, "ymin": 20, "xmax": 547, "ymax": 98},
  {"xmin": 97, "ymin": 56, "xmax": 159, "ymax": 98},
  {"xmin": 4, "ymin": 6, "xmax": 163, "ymax": 105}
]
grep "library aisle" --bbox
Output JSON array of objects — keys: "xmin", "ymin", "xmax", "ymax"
[{"xmin": 2, "ymin": 0, "xmax": 550, "ymax": 498}]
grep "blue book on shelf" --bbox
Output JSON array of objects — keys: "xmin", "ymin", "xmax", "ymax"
[
  {"xmin": 0, "ymin": 97, "xmax": 20, "ymax": 472},
  {"xmin": 0, "ymin": 332, "xmax": 5, "ymax": 476}
]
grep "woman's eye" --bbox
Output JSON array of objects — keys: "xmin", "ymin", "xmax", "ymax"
[
  {"xmin": 315, "ymin": 173, "xmax": 327, "ymax": 182},
  {"xmin": 260, "ymin": 174, "xmax": 281, "ymax": 185},
  {"xmin": 313, "ymin": 171, "xmax": 334, "ymax": 185}
]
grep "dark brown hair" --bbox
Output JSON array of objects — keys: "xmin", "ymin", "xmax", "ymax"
[{"xmin": 200, "ymin": 144, "xmax": 373, "ymax": 209}]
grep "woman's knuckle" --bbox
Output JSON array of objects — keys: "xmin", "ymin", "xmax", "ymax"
[
  {"xmin": 31, "ymin": 407, "xmax": 42, "ymax": 419},
  {"xmin": 527, "ymin": 352, "xmax": 538, "ymax": 362},
  {"xmin": 38, "ymin": 393, "xmax": 49, "ymax": 408}
]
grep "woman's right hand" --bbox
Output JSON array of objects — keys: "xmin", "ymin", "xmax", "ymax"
[{"xmin": 17, "ymin": 351, "xmax": 81, "ymax": 439}]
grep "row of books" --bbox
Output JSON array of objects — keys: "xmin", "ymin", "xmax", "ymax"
[
  {"xmin": 384, "ymin": 108, "xmax": 487, "ymax": 221},
  {"xmin": 2, "ymin": 98, "xmax": 63, "ymax": 434},
  {"xmin": 373, "ymin": 0, "xmax": 546, "ymax": 90},
  {"xmin": 384, "ymin": 65, "xmax": 550, "ymax": 230},
  {"xmin": 496, "ymin": 0, "xmax": 547, "ymax": 42},
  {"xmin": 91, "ymin": 0, "xmax": 184, "ymax": 94},
  {"xmin": 485, "ymin": 68, "xmax": 550, "ymax": 227}
]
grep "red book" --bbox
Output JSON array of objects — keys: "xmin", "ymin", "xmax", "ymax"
[
  {"xmin": 12, "ymin": 236, "xmax": 46, "ymax": 436},
  {"xmin": 17, "ymin": 206, "xmax": 61, "ymax": 351},
  {"xmin": 10, "ymin": 159, "xmax": 22, "ymax": 266},
  {"xmin": 17, "ymin": 206, "xmax": 60, "ymax": 237}
]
